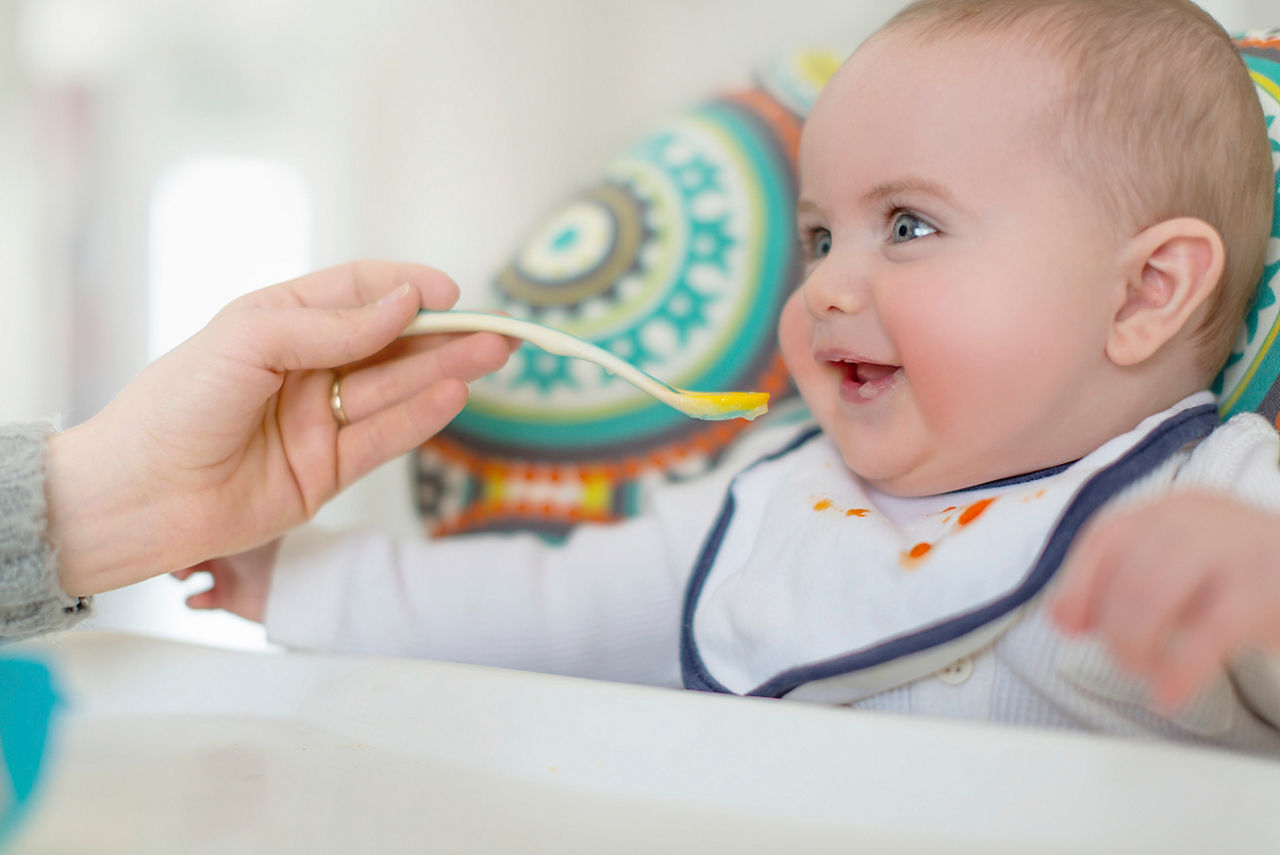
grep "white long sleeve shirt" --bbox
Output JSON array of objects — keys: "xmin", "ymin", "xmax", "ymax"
[{"xmin": 267, "ymin": 393, "xmax": 1280, "ymax": 754}]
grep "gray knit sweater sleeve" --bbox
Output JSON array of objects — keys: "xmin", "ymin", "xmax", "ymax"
[{"xmin": 0, "ymin": 422, "xmax": 90, "ymax": 640}]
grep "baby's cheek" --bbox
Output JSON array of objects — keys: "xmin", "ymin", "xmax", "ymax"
[
  {"xmin": 897, "ymin": 323, "xmax": 1009, "ymax": 433},
  {"xmin": 777, "ymin": 292, "xmax": 813, "ymax": 380}
]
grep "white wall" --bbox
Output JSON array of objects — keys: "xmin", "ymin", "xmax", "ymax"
[
  {"xmin": 0, "ymin": 3, "xmax": 67, "ymax": 423},
  {"xmin": 1, "ymin": 0, "xmax": 1274, "ymax": 647}
]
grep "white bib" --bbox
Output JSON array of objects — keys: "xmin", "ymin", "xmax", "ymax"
[{"xmin": 680, "ymin": 394, "xmax": 1218, "ymax": 702}]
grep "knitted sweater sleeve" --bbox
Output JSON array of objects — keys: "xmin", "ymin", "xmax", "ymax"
[{"xmin": 0, "ymin": 422, "xmax": 90, "ymax": 640}]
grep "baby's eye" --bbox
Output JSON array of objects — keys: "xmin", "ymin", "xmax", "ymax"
[
  {"xmin": 803, "ymin": 227, "xmax": 832, "ymax": 261},
  {"xmin": 888, "ymin": 212, "xmax": 937, "ymax": 244}
]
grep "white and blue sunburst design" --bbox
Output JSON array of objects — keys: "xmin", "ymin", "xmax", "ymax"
[{"xmin": 447, "ymin": 98, "xmax": 796, "ymax": 457}]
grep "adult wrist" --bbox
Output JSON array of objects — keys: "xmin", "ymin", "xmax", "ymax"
[{"xmin": 44, "ymin": 418, "xmax": 160, "ymax": 597}]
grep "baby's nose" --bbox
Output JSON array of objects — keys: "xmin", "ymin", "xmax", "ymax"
[{"xmin": 802, "ymin": 262, "xmax": 869, "ymax": 317}]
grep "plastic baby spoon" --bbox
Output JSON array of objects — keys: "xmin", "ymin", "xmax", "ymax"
[{"xmin": 400, "ymin": 311, "xmax": 770, "ymax": 421}]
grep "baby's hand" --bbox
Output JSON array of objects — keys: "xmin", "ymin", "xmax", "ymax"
[
  {"xmin": 172, "ymin": 540, "xmax": 280, "ymax": 624},
  {"xmin": 1051, "ymin": 491, "xmax": 1280, "ymax": 712}
]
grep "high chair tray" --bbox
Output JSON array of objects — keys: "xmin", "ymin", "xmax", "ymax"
[{"xmin": 10, "ymin": 631, "xmax": 1279, "ymax": 854}]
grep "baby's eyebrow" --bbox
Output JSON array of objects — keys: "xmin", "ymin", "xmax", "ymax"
[
  {"xmin": 796, "ymin": 176, "xmax": 963, "ymax": 220},
  {"xmin": 796, "ymin": 199, "xmax": 822, "ymax": 218},
  {"xmin": 862, "ymin": 176, "xmax": 959, "ymax": 209}
]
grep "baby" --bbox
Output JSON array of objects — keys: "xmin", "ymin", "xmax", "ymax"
[{"xmin": 180, "ymin": 0, "xmax": 1280, "ymax": 752}]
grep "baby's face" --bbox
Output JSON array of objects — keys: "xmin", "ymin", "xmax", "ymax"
[{"xmin": 780, "ymin": 29, "xmax": 1129, "ymax": 496}]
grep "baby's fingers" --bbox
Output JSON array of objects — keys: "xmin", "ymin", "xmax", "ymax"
[
  {"xmin": 173, "ymin": 561, "xmax": 219, "ymax": 610},
  {"xmin": 184, "ymin": 587, "xmax": 223, "ymax": 611},
  {"xmin": 1097, "ymin": 546, "xmax": 1212, "ymax": 677},
  {"xmin": 1050, "ymin": 516, "xmax": 1118, "ymax": 634},
  {"xmin": 1148, "ymin": 581, "xmax": 1244, "ymax": 711},
  {"xmin": 170, "ymin": 564, "xmax": 202, "ymax": 583}
]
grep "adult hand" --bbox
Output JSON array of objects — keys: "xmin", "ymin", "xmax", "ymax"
[
  {"xmin": 45, "ymin": 260, "xmax": 513, "ymax": 597},
  {"xmin": 1051, "ymin": 491, "xmax": 1280, "ymax": 712}
]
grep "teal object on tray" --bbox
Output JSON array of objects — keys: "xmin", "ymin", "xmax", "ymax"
[{"xmin": 0, "ymin": 657, "xmax": 61, "ymax": 847}]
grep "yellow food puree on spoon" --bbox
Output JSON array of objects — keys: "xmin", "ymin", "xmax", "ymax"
[{"xmin": 401, "ymin": 311, "xmax": 770, "ymax": 422}]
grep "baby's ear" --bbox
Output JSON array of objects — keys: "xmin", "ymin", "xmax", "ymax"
[{"xmin": 1106, "ymin": 218, "xmax": 1225, "ymax": 367}]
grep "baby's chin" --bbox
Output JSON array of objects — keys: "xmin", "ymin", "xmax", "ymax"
[
  {"xmin": 858, "ymin": 472, "xmax": 957, "ymax": 498},
  {"xmin": 818, "ymin": 411, "xmax": 998, "ymax": 497},
  {"xmin": 841, "ymin": 449, "xmax": 979, "ymax": 498},
  {"xmin": 841, "ymin": 453, "xmax": 928, "ymax": 497}
]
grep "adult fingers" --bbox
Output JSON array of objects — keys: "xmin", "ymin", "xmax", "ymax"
[
  {"xmin": 234, "ymin": 260, "xmax": 461, "ymax": 313},
  {"xmin": 336, "ymin": 378, "xmax": 471, "ymax": 488},
  {"xmin": 227, "ymin": 284, "xmax": 424, "ymax": 374},
  {"xmin": 339, "ymin": 324, "xmax": 520, "ymax": 375},
  {"xmin": 328, "ymin": 331, "xmax": 512, "ymax": 425}
]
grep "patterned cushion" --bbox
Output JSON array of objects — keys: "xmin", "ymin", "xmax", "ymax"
[
  {"xmin": 414, "ymin": 33, "xmax": 1280, "ymax": 536},
  {"xmin": 1216, "ymin": 31, "xmax": 1280, "ymax": 422},
  {"xmin": 413, "ymin": 50, "xmax": 841, "ymax": 538}
]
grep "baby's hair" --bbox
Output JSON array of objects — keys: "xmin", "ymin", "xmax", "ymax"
[{"xmin": 881, "ymin": 0, "xmax": 1273, "ymax": 377}]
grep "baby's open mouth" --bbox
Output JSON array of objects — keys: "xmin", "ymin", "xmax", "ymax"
[{"xmin": 831, "ymin": 358, "xmax": 904, "ymax": 401}]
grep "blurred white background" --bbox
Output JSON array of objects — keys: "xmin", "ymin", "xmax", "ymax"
[{"xmin": 0, "ymin": 0, "xmax": 1272, "ymax": 648}]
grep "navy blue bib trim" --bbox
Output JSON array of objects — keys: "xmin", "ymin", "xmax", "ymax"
[
  {"xmin": 679, "ymin": 424, "xmax": 824, "ymax": 695},
  {"xmin": 681, "ymin": 404, "xmax": 1219, "ymax": 697},
  {"xmin": 953, "ymin": 460, "xmax": 1076, "ymax": 493}
]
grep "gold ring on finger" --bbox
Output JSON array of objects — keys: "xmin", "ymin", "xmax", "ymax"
[{"xmin": 329, "ymin": 375, "xmax": 351, "ymax": 427}]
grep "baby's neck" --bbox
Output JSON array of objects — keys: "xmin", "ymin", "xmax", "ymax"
[{"xmin": 860, "ymin": 388, "xmax": 1214, "ymax": 501}]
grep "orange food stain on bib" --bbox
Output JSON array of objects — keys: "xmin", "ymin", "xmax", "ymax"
[
  {"xmin": 901, "ymin": 541, "xmax": 933, "ymax": 568},
  {"xmin": 813, "ymin": 499, "xmax": 870, "ymax": 517},
  {"xmin": 957, "ymin": 497, "xmax": 996, "ymax": 527}
]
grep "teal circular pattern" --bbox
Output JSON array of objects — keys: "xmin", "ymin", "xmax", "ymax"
[
  {"xmin": 495, "ymin": 182, "xmax": 651, "ymax": 310},
  {"xmin": 446, "ymin": 97, "xmax": 798, "ymax": 459},
  {"xmin": 1214, "ymin": 42, "xmax": 1280, "ymax": 422}
]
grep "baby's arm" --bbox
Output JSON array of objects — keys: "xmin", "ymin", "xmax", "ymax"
[
  {"xmin": 265, "ymin": 513, "xmax": 696, "ymax": 685},
  {"xmin": 1051, "ymin": 491, "xmax": 1280, "ymax": 712},
  {"xmin": 179, "ymin": 451, "xmax": 739, "ymax": 686}
]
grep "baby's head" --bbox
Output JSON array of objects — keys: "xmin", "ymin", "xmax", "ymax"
[{"xmin": 779, "ymin": 0, "xmax": 1272, "ymax": 496}]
